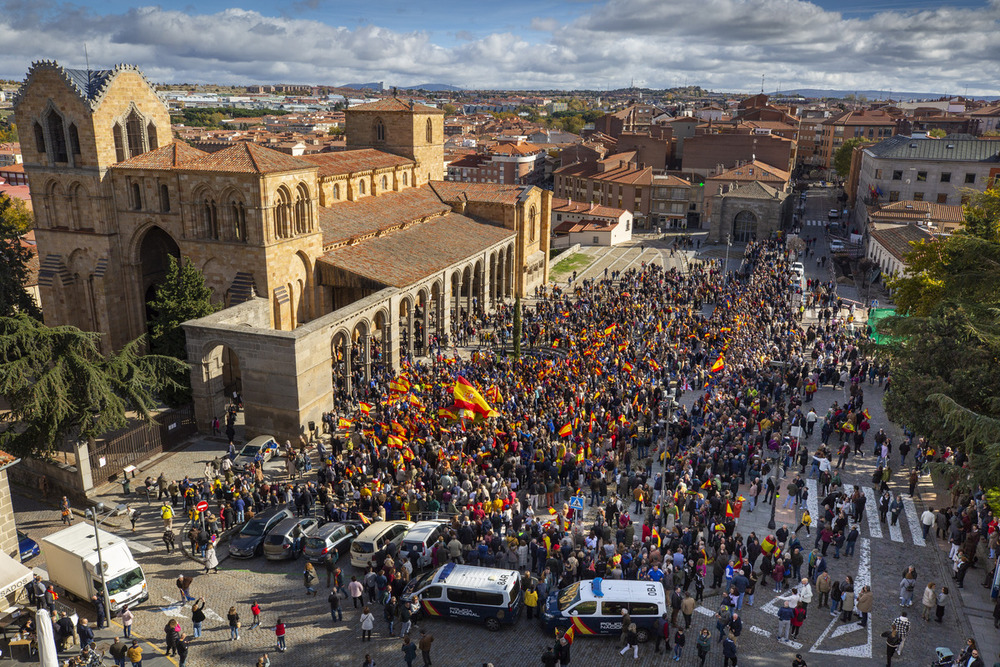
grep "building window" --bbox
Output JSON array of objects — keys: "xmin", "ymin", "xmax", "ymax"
[
  {"xmin": 593, "ymin": 236, "xmax": 600, "ymax": 244},
  {"xmin": 374, "ymin": 118, "xmax": 385, "ymax": 142},
  {"xmin": 33, "ymin": 121, "xmax": 46, "ymax": 155},
  {"xmin": 159, "ymin": 184, "xmax": 170, "ymax": 212},
  {"xmin": 68, "ymin": 123, "xmax": 81, "ymax": 157},
  {"xmin": 113, "ymin": 123, "xmax": 126, "ymax": 162},
  {"xmin": 381, "ymin": 175, "xmax": 388, "ymax": 191},
  {"xmin": 426, "ymin": 118, "xmax": 433, "ymax": 143},
  {"xmin": 528, "ymin": 205, "xmax": 537, "ymax": 242},
  {"xmin": 125, "ymin": 110, "xmax": 144, "ymax": 158},
  {"xmin": 917, "ymin": 171, "xmax": 927, "ymax": 182},
  {"xmin": 147, "ymin": 122, "xmax": 158, "ymax": 151},
  {"xmin": 359, "ymin": 179, "xmax": 366, "ymax": 195},
  {"xmin": 231, "ymin": 201, "xmax": 247, "ymax": 242},
  {"xmin": 333, "ymin": 183, "xmax": 340, "ymax": 200},
  {"xmin": 402, "ymin": 172, "xmax": 408, "ymax": 186},
  {"xmin": 294, "ymin": 183, "xmax": 310, "ymax": 234},
  {"xmin": 891, "ymin": 170, "xmax": 902, "ymax": 180},
  {"xmin": 274, "ymin": 187, "xmax": 292, "ymax": 239},
  {"xmin": 131, "ymin": 182, "xmax": 142, "ymax": 210},
  {"xmin": 965, "ymin": 173, "xmax": 976, "ymax": 184},
  {"xmin": 204, "ymin": 199, "xmax": 219, "ymax": 239},
  {"xmin": 889, "ymin": 190, "xmax": 900, "ymax": 202},
  {"xmin": 46, "ymin": 109, "xmax": 68, "ymax": 162},
  {"xmin": 940, "ymin": 172, "xmax": 951, "ymax": 183},
  {"xmin": 937, "ymin": 193, "xmax": 948, "ymax": 204},
  {"xmin": 913, "ymin": 191, "xmax": 924, "ymax": 201}
]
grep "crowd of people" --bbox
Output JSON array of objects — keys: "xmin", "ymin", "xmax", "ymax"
[{"xmin": 32, "ymin": 236, "xmax": 1000, "ymax": 667}]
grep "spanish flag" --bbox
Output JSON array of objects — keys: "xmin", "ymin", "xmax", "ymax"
[
  {"xmin": 438, "ymin": 407, "xmax": 457, "ymax": 421},
  {"xmin": 338, "ymin": 418, "xmax": 353, "ymax": 430},
  {"xmin": 862, "ymin": 409, "xmax": 871, "ymax": 421},
  {"xmin": 576, "ymin": 447, "xmax": 584, "ymax": 464},
  {"xmin": 389, "ymin": 376, "xmax": 411, "ymax": 393},
  {"xmin": 387, "ymin": 435, "xmax": 404, "ymax": 448},
  {"xmin": 485, "ymin": 385, "xmax": 502, "ymax": 405},
  {"xmin": 562, "ymin": 626, "xmax": 575, "ymax": 645},
  {"xmin": 454, "ymin": 376, "xmax": 495, "ymax": 417},
  {"xmin": 700, "ymin": 478, "xmax": 713, "ymax": 490},
  {"xmin": 603, "ymin": 324, "xmax": 617, "ymax": 337},
  {"xmin": 841, "ymin": 422, "xmax": 856, "ymax": 433},
  {"xmin": 358, "ymin": 402, "xmax": 372, "ymax": 415},
  {"xmin": 588, "ymin": 412, "xmax": 596, "ymax": 433},
  {"xmin": 651, "ymin": 527, "xmax": 661, "ymax": 548},
  {"xmin": 725, "ymin": 502, "xmax": 735, "ymax": 518},
  {"xmin": 622, "ymin": 362, "xmax": 634, "ymax": 373},
  {"xmin": 559, "ymin": 422, "xmax": 572, "ymax": 438},
  {"xmin": 710, "ymin": 354, "xmax": 725, "ymax": 373}
]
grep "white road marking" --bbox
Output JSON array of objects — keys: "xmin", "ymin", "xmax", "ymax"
[
  {"xmin": 128, "ymin": 541, "xmax": 153, "ymax": 554},
  {"xmin": 861, "ymin": 486, "xmax": 882, "ymax": 538},
  {"xmin": 161, "ymin": 595, "xmax": 226, "ymax": 623},
  {"xmin": 887, "ymin": 512, "xmax": 903, "ymax": 542},
  {"xmin": 902, "ymin": 496, "xmax": 926, "ymax": 547},
  {"xmin": 805, "ymin": 478, "xmax": 819, "ymax": 524},
  {"xmin": 750, "ymin": 625, "xmax": 771, "ymax": 638},
  {"xmin": 808, "ymin": 538, "xmax": 872, "ymax": 658},
  {"xmin": 831, "ymin": 622, "xmax": 865, "ymax": 638},
  {"xmin": 694, "ymin": 605, "xmax": 714, "ymax": 617}
]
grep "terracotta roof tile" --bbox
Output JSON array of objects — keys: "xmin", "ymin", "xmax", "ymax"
[
  {"xmin": 489, "ymin": 142, "xmax": 544, "ymax": 156},
  {"xmin": 318, "ymin": 186, "xmax": 452, "ymax": 249},
  {"xmin": 870, "ymin": 200, "xmax": 965, "ymax": 225},
  {"xmin": 709, "ymin": 160, "xmax": 790, "ymax": 183},
  {"xmin": 551, "ymin": 198, "xmax": 627, "ymax": 219},
  {"xmin": 181, "ymin": 142, "xmax": 315, "ymax": 174},
  {"xmin": 430, "ymin": 181, "xmax": 528, "ymax": 205},
  {"xmin": 350, "ymin": 98, "xmax": 444, "ymax": 114},
  {"xmin": 870, "ymin": 224, "xmax": 935, "ymax": 262},
  {"xmin": 111, "ymin": 141, "xmax": 208, "ymax": 170},
  {"xmin": 318, "ymin": 212, "xmax": 513, "ymax": 288},
  {"xmin": 300, "ymin": 149, "xmax": 413, "ymax": 177}
]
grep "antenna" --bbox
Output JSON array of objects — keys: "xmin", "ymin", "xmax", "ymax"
[
  {"xmin": 761, "ymin": 74, "xmax": 765, "ymax": 94},
  {"xmin": 84, "ymin": 43, "xmax": 92, "ymax": 97}
]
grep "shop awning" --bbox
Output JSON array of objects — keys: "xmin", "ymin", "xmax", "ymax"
[{"xmin": 0, "ymin": 552, "xmax": 33, "ymax": 599}]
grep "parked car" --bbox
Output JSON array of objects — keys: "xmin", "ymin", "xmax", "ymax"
[
  {"xmin": 830, "ymin": 240, "xmax": 846, "ymax": 252},
  {"xmin": 398, "ymin": 520, "xmax": 449, "ymax": 569},
  {"xmin": 303, "ymin": 522, "xmax": 361, "ymax": 563},
  {"xmin": 262, "ymin": 517, "xmax": 320, "ymax": 560},
  {"xmin": 18, "ymin": 531, "xmax": 40, "ymax": 562},
  {"xmin": 229, "ymin": 506, "xmax": 295, "ymax": 558},
  {"xmin": 827, "ymin": 208, "xmax": 840, "ymax": 220},
  {"xmin": 350, "ymin": 520, "xmax": 412, "ymax": 569},
  {"xmin": 236, "ymin": 435, "xmax": 279, "ymax": 465}
]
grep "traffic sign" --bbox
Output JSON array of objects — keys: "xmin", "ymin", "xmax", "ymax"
[
  {"xmin": 569, "ymin": 496, "xmax": 584, "ymax": 511},
  {"xmin": 196, "ymin": 500, "xmax": 209, "ymax": 512}
]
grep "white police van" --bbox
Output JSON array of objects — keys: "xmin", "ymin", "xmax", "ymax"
[
  {"xmin": 540, "ymin": 578, "xmax": 667, "ymax": 641},
  {"xmin": 401, "ymin": 563, "xmax": 522, "ymax": 631}
]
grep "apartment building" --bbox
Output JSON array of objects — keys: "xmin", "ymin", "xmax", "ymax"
[
  {"xmin": 553, "ymin": 152, "xmax": 654, "ymax": 228},
  {"xmin": 446, "ymin": 140, "xmax": 547, "ymax": 185},
  {"xmin": 819, "ymin": 108, "xmax": 901, "ymax": 169}
]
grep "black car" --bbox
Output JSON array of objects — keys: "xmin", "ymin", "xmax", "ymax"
[
  {"xmin": 302, "ymin": 522, "xmax": 361, "ymax": 563},
  {"xmin": 228, "ymin": 506, "xmax": 294, "ymax": 558}
]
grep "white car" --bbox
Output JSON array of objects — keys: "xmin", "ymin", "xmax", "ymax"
[
  {"xmin": 829, "ymin": 241, "xmax": 846, "ymax": 252},
  {"xmin": 790, "ymin": 262, "xmax": 804, "ymax": 277},
  {"xmin": 827, "ymin": 208, "xmax": 840, "ymax": 220}
]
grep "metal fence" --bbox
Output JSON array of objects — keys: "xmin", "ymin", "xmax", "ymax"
[{"xmin": 88, "ymin": 406, "xmax": 197, "ymax": 486}]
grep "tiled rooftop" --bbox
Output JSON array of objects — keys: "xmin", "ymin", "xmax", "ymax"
[
  {"xmin": 430, "ymin": 181, "xmax": 528, "ymax": 205},
  {"xmin": 870, "ymin": 223, "xmax": 935, "ymax": 262},
  {"xmin": 300, "ymin": 149, "xmax": 413, "ymax": 177},
  {"xmin": 551, "ymin": 198, "xmax": 628, "ymax": 219},
  {"xmin": 111, "ymin": 141, "xmax": 208, "ymax": 169},
  {"xmin": 318, "ymin": 212, "xmax": 513, "ymax": 288},
  {"xmin": 318, "ymin": 186, "xmax": 452, "ymax": 248},
  {"xmin": 349, "ymin": 98, "xmax": 444, "ymax": 115},
  {"xmin": 180, "ymin": 142, "xmax": 316, "ymax": 174}
]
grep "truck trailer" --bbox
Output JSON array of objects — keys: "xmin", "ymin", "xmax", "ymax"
[{"xmin": 40, "ymin": 523, "xmax": 148, "ymax": 615}]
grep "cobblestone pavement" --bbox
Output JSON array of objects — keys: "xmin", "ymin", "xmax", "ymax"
[{"xmin": 12, "ymin": 227, "xmax": 996, "ymax": 667}]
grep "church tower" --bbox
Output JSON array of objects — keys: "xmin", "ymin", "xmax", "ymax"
[{"xmin": 345, "ymin": 98, "xmax": 445, "ymax": 185}]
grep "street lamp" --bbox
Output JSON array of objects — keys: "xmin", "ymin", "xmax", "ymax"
[
  {"xmin": 767, "ymin": 443, "xmax": 784, "ymax": 530},
  {"xmin": 659, "ymin": 397, "xmax": 679, "ymax": 534},
  {"xmin": 85, "ymin": 503, "xmax": 126, "ymax": 609},
  {"xmin": 723, "ymin": 234, "xmax": 732, "ymax": 285}
]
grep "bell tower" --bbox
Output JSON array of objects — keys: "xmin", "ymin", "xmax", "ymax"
[{"xmin": 345, "ymin": 98, "xmax": 445, "ymax": 184}]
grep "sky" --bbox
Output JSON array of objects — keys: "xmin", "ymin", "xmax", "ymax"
[{"xmin": 2, "ymin": 0, "xmax": 999, "ymax": 95}]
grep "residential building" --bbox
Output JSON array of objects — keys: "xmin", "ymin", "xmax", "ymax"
[
  {"xmin": 819, "ymin": 108, "xmax": 901, "ymax": 169},
  {"xmin": 445, "ymin": 140, "xmax": 546, "ymax": 185},
  {"xmin": 866, "ymin": 223, "xmax": 935, "ymax": 286},
  {"xmin": 0, "ymin": 143, "xmax": 22, "ymax": 167},
  {"xmin": 682, "ymin": 132, "xmax": 796, "ymax": 177},
  {"xmin": 552, "ymin": 152, "xmax": 654, "ymax": 228},
  {"xmin": 969, "ymin": 104, "xmax": 1000, "ymax": 135},
  {"xmin": 852, "ymin": 135, "xmax": 1000, "ymax": 228},
  {"xmin": 650, "ymin": 174, "xmax": 693, "ymax": 229},
  {"xmin": 592, "ymin": 103, "xmax": 662, "ymax": 137},
  {"xmin": 550, "ymin": 197, "xmax": 633, "ymax": 248},
  {"xmin": 866, "ymin": 200, "xmax": 965, "ymax": 235}
]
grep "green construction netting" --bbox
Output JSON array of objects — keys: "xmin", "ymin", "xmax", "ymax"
[{"xmin": 867, "ymin": 307, "xmax": 900, "ymax": 345}]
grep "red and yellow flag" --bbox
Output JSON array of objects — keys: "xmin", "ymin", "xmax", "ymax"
[
  {"xmin": 454, "ymin": 376, "xmax": 496, "ymax": 417},
  {"xmin": 710, "ymin": 354, "xmax": 725, "ymax": 373},
  {"xmin": 337, "ymin": 418, "xmax": 352, "ymax": 430},
  {"xmin": 602, "ymin": 324, "xmax": 617, "ymax": 337},
  {"xmin": 358, "ymin": 402, "xmax": 372, "ymax": 415},
  {"xmin": 389, "ymin": 376, "xmax": 411, "ymax": 393},
  {"xmin": 559, "ymin": 422, "xmax": 572, "ymax": 438}
]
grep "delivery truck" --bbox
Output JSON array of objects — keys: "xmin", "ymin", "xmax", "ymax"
[{"xmin": 40, "ymin": 523, "xmax": 148, "ymax": 615}]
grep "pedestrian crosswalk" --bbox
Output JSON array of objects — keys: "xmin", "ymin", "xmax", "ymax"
[
  {"xmin": 803, "ymin": 220, "xmax": 829, "ymax": 227},
  {"xmin": 802, "ymin": 479, "xmax": 928, "ymax": 548}
]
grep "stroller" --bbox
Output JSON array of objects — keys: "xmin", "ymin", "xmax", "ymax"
[{"xmin": 931, "ymin": 646, "xmax": 954, "ymax": 667}]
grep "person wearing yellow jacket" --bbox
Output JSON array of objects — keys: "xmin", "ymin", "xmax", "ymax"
[{"xmin": 524, "ymin": 586, "xmax": 539, "ymax": 620}]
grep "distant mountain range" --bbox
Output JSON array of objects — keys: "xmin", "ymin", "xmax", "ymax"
[
  {"xmin": 771, "ymin": 88, "xmax": 1000, "ymax": 101},
  {"xmin": 339, "ymin": 82, "xmax": 462, "ymax": 92}
]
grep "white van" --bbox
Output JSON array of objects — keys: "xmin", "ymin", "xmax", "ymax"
[
  {"xmin": 349, "ymin": 520, "xmax": 412, "ymax": 568},
  {"xmin": 399, "ymin": 520, "xmax": 449, "ymax": 569},
  {"xmin": 540, "ymin": 578, "xmax": 667, "ymax": 642},
  {"xmin": 402, "ymin": 564, "xmax": 522, "ymax": 631}
]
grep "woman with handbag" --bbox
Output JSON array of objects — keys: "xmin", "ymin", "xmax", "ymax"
[
  {"xmin": 360, "ymin": 606, "xmax": 375, "ymax": 642},
  {"xmin": 227, "ymin": 606, "xmax": 240, "ymax": 641}
]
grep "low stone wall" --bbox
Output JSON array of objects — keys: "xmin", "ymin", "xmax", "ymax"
[{"xmin": 548, "ymin": 243, "xmax": 581, "ymax": 269}]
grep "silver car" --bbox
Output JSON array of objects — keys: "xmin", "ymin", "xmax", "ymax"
[{"xmin": 262, "ymin": 517, "xmax": 319, "ymax": 560}]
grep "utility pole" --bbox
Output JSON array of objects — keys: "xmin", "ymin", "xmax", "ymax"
[{"xmin": 767, "ymin": 444, "xmax": 784, "ymax": 530}]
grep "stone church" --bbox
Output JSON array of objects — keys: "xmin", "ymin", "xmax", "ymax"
[{"xmin": 14, "ymin": 61, "xmax": 551, "ymax": 442}]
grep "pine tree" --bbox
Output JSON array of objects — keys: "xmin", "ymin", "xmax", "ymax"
[
  {"xmin": 0, "ymin": 315, "xmax": 185, "ymax": 458},
  {"xmin": 513, "ymin": 294, "xmax": 522, "ymax": 358},
  {"xmin": 146, "ymin": 256, "xmax": 219, "ymax": 405}
]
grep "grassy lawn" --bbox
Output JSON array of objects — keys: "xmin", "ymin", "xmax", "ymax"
[{"xmin": 550, "ymin": 252, "xmax": 593, "ymax": 281}]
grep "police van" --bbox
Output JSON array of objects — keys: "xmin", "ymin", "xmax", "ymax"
[
  {"xmin": 401, "ymin": 563, "xmax": 522, "ymax": 631},
  {"xmin": 540, "ymin": 579, "xmax": 667, "ymax": 641}
]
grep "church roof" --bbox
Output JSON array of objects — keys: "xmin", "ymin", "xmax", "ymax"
[
  {"xmin": 720, "ymin": 181, "xmax": 784, "ymax": 200},
  {"xmin": 13, "ymin": 60, "xmax": 155, "ymax": 111},
  {"xmin": 430, "ymin": 181, "xmax": 530, "ymax": 206},
  {"xmin": 318, "ymin": 186, "xmax": 452, "ymax": 249},
  {"xmin": 318, "ymin": 212, "xmax": 513, "ymax": 288},
  {"xmin": 180, "ymin": 142, "xmax": 315, "ymax": 174},
  {"xmin": 709, "ymin": 160, "xmax": 790, "ymax": 184},
  {"xmin": 300, "ymin": 149, "xmax": 413, "ymax": 177},
  {"xmin": 349, "ymin": 98, "xmax": 445, "ymax": 114},
  {"xmin": 111, "ymin": 141, "xmax": 208, "ymax": 169}
]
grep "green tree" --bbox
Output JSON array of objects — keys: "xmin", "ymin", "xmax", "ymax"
[
  {"xmin": 960, "ymin": 186, "xmax": 1000, "ymax": 244},
  {"xmin": 928, "ymin": 128, "xmax": 947, "ymax": 138},
  {"xmin": 0, "ymin": 315, "xmax": 185, "ymax": 458},
  {"xmin": 146, "ymin": 256, "xmax": 220, "ymax": 405},
  {"xmin": 442, "ymin": 103, "xmax": 457, "ymax": 115},
  {"xmin": 0, "ymin": 203, "xmax": 40, "ymax": 319},
  {"xmin": 832, "ymin": 137, "xmax": 866, "ymax": 178},
  {"xmin": 0, "ymin": 193, "xmax": 34, "ymax": 234}
]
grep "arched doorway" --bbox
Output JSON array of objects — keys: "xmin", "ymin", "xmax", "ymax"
[
  {"xmin": 732, "ymin": 210, "xmax": 758, "ymax": 243},
  {"xmin": 331, "ymin": 330, "xmax": 351, "ymax": 403},
  {"xmin": 139, "ymin": 226, "xmax": 181, "ymax": 324},
  {"xmin": 398, "ymin": 298, "xmax": 412, "ymax": 362},
  {"xmin": 202, "ymin": 343, "xmax": 243, "ymax": 431}
]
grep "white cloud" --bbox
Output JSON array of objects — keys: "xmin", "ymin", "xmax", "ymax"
[{"xmin": 0, "ymin": 0, "xmax": 998, "ymax": 94}]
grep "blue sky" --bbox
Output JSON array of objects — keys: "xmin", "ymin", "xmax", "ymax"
[{"xmin": 2, "ymin": 0, "xmax": 998, "ymax": 94}]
